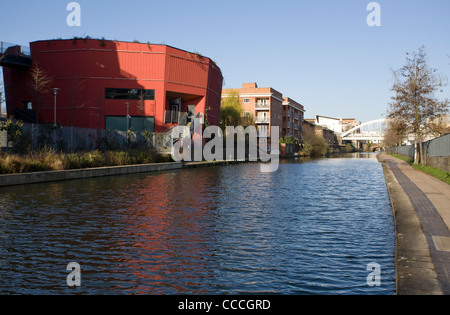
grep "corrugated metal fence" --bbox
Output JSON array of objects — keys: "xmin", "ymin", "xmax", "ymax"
[
  {"xmin": 0, "ymin": 129, "xmax": 7, "ymax": 148},
  {"xmin": 425, "ymin": 134, "xmax": 450, "ymax": 157},
  {"xmin": 3, "ymin": 123, "xmax": 172, "ymax": 153},
  {"xmin": 391, "ymin": 134, "xmax": 450, "ymax": 158}
]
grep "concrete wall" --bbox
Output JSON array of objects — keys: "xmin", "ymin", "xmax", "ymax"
[
  {"xmin": 427, "ymin": 156, "xmax": 450, "ymax": 173},
  {"xmin": 0, "ymin": 162, "xmax": 183, "ymax": 187}
]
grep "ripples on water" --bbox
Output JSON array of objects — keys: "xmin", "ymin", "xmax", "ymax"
[{"xmin": 0, "ymin": 154, "xmax": 395, "ymax": 295}]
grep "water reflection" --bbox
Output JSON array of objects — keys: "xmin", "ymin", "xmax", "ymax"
[{"xmin": 0, "ymin": 154, "xmax": 395, "ymax": 295}]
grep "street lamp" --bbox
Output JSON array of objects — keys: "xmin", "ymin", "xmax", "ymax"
[
  {"xmin": 0, "ymin": 91, "xmax": 3, "ymax": 117},
  {"xmin": 125, "ymin": 102, "xmax": 131, "ymax": 144},
  {"xmin": 53, "ymin": 88, "xmax": 60, "ymax": 126}
]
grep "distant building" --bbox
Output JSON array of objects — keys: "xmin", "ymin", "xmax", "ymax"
[
  {"xmin": 314, "ymin": 125, "xmax": 338, "ymax": 146},
  {"xmin": 307, "ymin": 115, "xmax": 361, "ymax": 145},
  {"xmin": 310, "ymin": 115, "xmax": 360, "ymax": 136},
  {"xmin": 341, "ymin": 118, "xmax": 361, "ymax": 133},
  {"xmin": 315, "ymin": 115, "xmax": 343, "ymax": 135},
  {"xmin": 302, "ymin": 120, "xmax": 316, "ymax": 137},
  {"xmin": 302, "ymin": 119, "xmax": 337, "ymax": 146},
  {"xmin": 222, "ymin": 83, "xmax": 305, "ymax": 141},
  {"xmin": 1, "ymin": 39, "xmax": 223, "ymax": 133}
]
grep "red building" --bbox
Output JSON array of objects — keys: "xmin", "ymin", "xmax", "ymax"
[{"xmin": 1, "ymin": 39, "xmax": 223, "ymax": 133}]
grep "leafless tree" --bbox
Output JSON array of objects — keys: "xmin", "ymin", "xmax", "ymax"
[
  {"xmin": 426, "ymin": 114, "xmax": 450, "ymax": 138},
  {"xmin": 384, "ymin": 118, "xmax": 408, "ymax": 147},
  {"xmin": 28, "ymin": 62, "xmax": 53, "ymax": 123},
  {"xmin": 387, "ymin": 46, "xmax": 449, "ymax": 165}
]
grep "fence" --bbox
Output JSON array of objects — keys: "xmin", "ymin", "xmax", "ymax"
[
  {"xmin": 0, "ymin": 129, "xmax": 6, "ymax": 148},
  {"xmin": 391, "ymin": 134, "xmax": 450, "ymax": 172},
  {"xmin": 4, "ymin": 122, "xmax": 173, "ymax": 154}
]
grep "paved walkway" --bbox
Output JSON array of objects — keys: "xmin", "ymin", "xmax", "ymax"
[{"xmin": 379, "ymin": 153, "xmax": 450, "ymax": 295}]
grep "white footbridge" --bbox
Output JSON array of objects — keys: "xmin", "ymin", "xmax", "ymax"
[{"xmin": 341, "ymin": 119, "xmax": 387, "ymax": 142}]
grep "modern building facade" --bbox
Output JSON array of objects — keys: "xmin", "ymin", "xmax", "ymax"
[
  {"xmin": 222, "ymin": 83, "xmax": 304, "ymax": 141},
  {"xmin": 310, "ymin": 115, "xmax": 360, "ymax": 137},
  {"xmin": 1, "ymin": 39, "xmax": 223, "ymax": 133}
]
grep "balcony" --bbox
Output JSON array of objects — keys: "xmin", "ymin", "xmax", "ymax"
[
  {"xmin": 255, "ymin": 117, "xmax": 270, "ymax": 124},
  {"xmin": 255, "ymin": 102, "xmax": 270, "ymax": 110}
]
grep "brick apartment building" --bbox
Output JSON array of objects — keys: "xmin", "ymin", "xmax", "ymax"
[
  {"xmin": 282, "ymin": 97, "xmax": 305, "ymax": 141},
  {"xmin": 222, "ymin": 83, "xmax": 304, "ymax": 141}
]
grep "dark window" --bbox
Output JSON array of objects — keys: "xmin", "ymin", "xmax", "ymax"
[
  {"xmin": 106, "ymin": 116, "xmax": 155, "ymax": 133},
  {"xmin": 105, "ymin": 88, "xmax": 155, "ymax": 100}
]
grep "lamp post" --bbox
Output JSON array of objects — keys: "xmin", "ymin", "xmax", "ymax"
[
  {"xmin": 53, "ymin": 88, "xmax": 60, "ymax": 126},
  {"xmin": 125, "ymin": 102, "xmax": 131, "ymax": 144},
  {"xmin": 0, "ymin": 91, "xmax": 3, "ymax": 117}
]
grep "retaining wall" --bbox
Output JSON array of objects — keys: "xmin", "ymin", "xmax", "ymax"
[{"xmin": 0, "ymin": 162, "xmax": 183, "ymax": 187}]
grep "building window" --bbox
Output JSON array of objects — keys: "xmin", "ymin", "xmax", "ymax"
[
  {"xmin": 105, "ymin": 88, "xmax": 155, "ymax": 100},
  {"xmin": 23, "ymin": 101, "xmax": 33, "ymax": 110},
  {"xmin": 243, "ymin": 111, "xmax": 250, "ymax": 117},
  {"xmin": 243, "ymin": 98, "xmax": 250, "ymax": 103},
  {"xmin": 105, "ymin": 116, "xmax": 155, "ymax": 132},
  {"xmin": 259, "ymin": 125, "xmax": 268, "ymax": 137}
]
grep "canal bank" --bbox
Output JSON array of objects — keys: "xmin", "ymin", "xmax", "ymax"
[
  {"xmin": 0, "ymin": 160, "xmax": 253, "ymax": 187},
  {"xmin": 377, "ymin": 152, "xmax": 450, "ymax": 295}
]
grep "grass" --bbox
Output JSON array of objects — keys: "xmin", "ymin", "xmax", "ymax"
[
  {"xmin": 389, "ymin": 153, "xmax": 450, "ymax": 185},
  {"xmin": 0, "ymin": 148, "xmax": 174, "ymax": 175}
]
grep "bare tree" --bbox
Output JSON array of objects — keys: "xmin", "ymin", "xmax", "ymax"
[
  {"xmin": 426, "ymin": 114, "xmax": 450, "ymax": 138},
  {"xmin": 387, "ymin": 46, "xmax": 449, "ymax": 166},
  {"xmin": 384, "ymin": 118, "xmax": 408, "ymax": 147},
  {"xmin": 28, "ymin": 62, "xmax": 53, "ymax": 123}
]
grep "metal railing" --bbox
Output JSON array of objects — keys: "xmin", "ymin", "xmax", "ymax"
[
  {"xmin": 255, "ymin": 117, "xmax": 270, "ymax": 124},
  {"xmin": 0, "ymin": 41, "xmax": 31, "ymax": 56},
  {"xmin": 255, "ymin": 103, "xmax": 270, "ymax": 109},
  {"xmin": 164, "ymin": 110, "xmax": 188, "ymax": 124}
]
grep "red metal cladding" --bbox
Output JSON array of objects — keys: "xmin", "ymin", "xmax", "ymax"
[{"xmin": 2, "ymin": 39, "xmax": 223, "ymax": 131}]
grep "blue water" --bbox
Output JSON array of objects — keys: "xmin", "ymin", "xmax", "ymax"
[{"xmin": 0, "ymin": 154, "xmax": 395, "ymax": 295}]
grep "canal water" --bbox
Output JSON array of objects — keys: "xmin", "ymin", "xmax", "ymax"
[{"xmin": 0, "ymin": 153, "xmax": 395, "ymax": 295}]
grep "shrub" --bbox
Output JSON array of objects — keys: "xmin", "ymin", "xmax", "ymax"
[
  {"xmin": 63, "ymin": 153, "xmax": 82, "ymax": 170},
  {"xmin": 301, "ymin": 135, "xmax": 329, "ymax": 157},
  {"xmin": 104, "ymin": 151, "xmax": 131, "ymax": 166},
  {"xmin": 345, "ymin": 143, "xmax": 355, "ymax": 153},
  {"xmin": 80, "ymin": 150, "xmax": 105, "ymax": 168}
]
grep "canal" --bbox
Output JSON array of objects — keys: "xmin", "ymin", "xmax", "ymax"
[{"xmin": 0, "ymin": 153, "xmax": 395, "ymax": 295}]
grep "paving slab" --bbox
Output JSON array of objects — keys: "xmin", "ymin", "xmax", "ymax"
[{"xmin": 378, "ymin": 152, "xmax": 450, "ymax": 295}]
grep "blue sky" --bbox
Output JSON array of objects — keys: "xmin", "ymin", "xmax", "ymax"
[{"xmin": 1, "ymin": 0, "xmax": 450, "ymax": 122}]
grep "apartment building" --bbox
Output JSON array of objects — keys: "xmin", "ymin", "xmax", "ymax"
[
  {"xmin": 222, "ymin": 83, "xmax": 304, "ymax": 141},
  {"xmin": 282, "ymin": 97, "xmax": 305, "ymax": 141}
]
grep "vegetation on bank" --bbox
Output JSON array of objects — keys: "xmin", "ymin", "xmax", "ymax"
[
  {"xmin": 388, "ymin": 153, "xmax": 450, "ymax": 185},
  {"xmin": 0, "ymin": 117, "xmax": 173, "ymax": 175},
  {"xmin": 0, "ymin": 148, "xmax": 173, "ymax": 175}
]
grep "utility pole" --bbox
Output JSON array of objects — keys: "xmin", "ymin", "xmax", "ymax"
[
  {"xmin": 0, "ymin": 91, "xmax": 3, "ymax": 117},
  {"xmin": 125, "ymin": 102, "xmax": 131, "ymax": 145},
  {"xmin": 53, "ymin": 88, "xmax": 60, "ymax": 126}
]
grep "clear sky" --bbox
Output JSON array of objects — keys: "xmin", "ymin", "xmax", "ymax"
[{"xmin": 1, "ymin": 0, "xmax": 450, "ymax": 122}]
